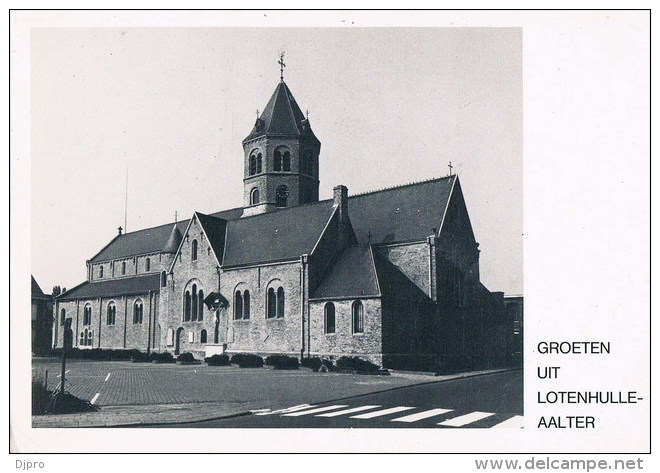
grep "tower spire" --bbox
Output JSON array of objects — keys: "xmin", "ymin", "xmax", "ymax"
[{"xmin": 278, "ymin": 51, "xmax": 286, "ymax": 82}]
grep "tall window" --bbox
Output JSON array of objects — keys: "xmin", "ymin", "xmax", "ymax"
[
  {"xmin": 184, "ymin": 291, "xmax": 191, "ymax": 321},
  {"xmin": 274, "ymin": 147, "xmax": 291, "ymax": 172},
  {"xmin": 277, "ymin": 287, "xmax": 285, "ymax": 318},
  {"xmin": 243, "ymin": 290, "xmax": 250, "ymax": 319},
  {"xmin": 324, "ymin": 303, "xmax": 336, "ymax": 334},
  {"xmin": 80, "ymin": 328, "xmax": 93, "ymax": 346},
  {"xmin": 276, "ymin": 185, "xmax": 289, "ymax": 208},
  {"xmin": 122, "ymin": 262, "xmax": 126, "ymax": 275},
  {"xmin": 191, "ymin": 284, "xmax": 198, "ymax": 321},
  {"xmin": 267, "ymin": 288, "xmax": 276, "ymax": 319},
  {"xmin": 250, "ymin": 188, "xmax": 260, "ymax": 205},
  {"xmin": 133, "ymin": 300, "xmax": 143, "ymax": 324},
  {"xmin": 191, "ymin": 239, "xmax": 198, "ymax": 261},
  {"xmin": 352, "ymin": 300, "xmax": 364, "ymax": 334},
  {"xmin": 249, "ymin": 154, "xmax": 257, "ymax": 175},
  {"xmin": 60, "ymin": 308, "xmax": 66, "ymax": 326},
  {"xmin": 234, "ymin": 291, "xmax": 243, "ymax": 320},
  {"xmin": 267, "ymin": 286, "xmax": 285, "ymax": 319},
  {"xmin": 107, "ymin": 302, "xmax": 116, "ymax": 325},
  {"xmin": 146, "ymin": 258, "xmax": 151, "ymax": 272},
  {"xmin": 83, "ymin": 304, "xmax": 92, "ymax": 326},
  {"xmin": 197, "ymin": 290, "xmax": 204, "ymax": 321},
  {"xmin": 257, "ymin": 153, "xmax": 262, "ymax": 173},
  {"xmin": 99, "ymin": 266, "xmax": 104, "ymax": 278},
  {"xmin": 161, "ymin": 271, "xmax": 167, "ymax": 287},
  {"xmin": 200, "ymin": 329, "xmax": 207, "ymax": 344}
]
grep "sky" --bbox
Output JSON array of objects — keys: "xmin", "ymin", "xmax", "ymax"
[{"xmin": 30, "ymin": 27, "xmax": 522, "ymax": 295}]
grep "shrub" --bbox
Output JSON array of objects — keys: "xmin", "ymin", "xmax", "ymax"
[
  {"xmin": 32, "ymin": 372, "xmax": 98, "ymax": 415},
  {"xmin": 131, "ymin": 351, "xmax": 151, "ymax": 363},
  {"xmin": 205, "ymin": 354, "xmax": 231, "ymax": 366},
  {"xmin": 230, "ymin": 353, "xmax": 264, "ymax": 368},
  {"xmin": 300, "ymin": 357, "xmax": 334, "ymax": 372},
  {"xmin": 177, "ymin": 352, "xmax": 196, "ymax": 363},
  {"xmin": 336, "ymin": 356, "xmax": 380, "ymax": 372},
  {"xmin": 265, "ymin": 354, "xmax": 299, "ymax": 370},
  {"xmin": 151, "ymin": 352, "xmax": 175, "ymax": 364}
]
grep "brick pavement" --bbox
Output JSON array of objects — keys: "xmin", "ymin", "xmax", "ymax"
[{"xmin": 31, "ymin": 359, "xmax": 512, "ymax": 428}]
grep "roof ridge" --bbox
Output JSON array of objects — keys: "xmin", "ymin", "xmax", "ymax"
[
  {"xmin": 232, "ymin": 199, "xmax": 333, "ymax": 222},
  {"xmin": 350, "ymin": 175, "xmax": 455, "ymax": 198}
]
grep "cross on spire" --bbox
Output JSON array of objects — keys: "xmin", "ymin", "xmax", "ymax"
[
  {"xmin": 278, "ymin": 51, "xmax": 286, "ymax": 82},
  {"xmin": 448, "ymin": 161, "xmax": 454, "ymax": 176}
]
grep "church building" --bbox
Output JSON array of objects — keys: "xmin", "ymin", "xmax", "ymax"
[{"xmin": 52, "ymin": 66, "xmax": 511, "ymax": 370}]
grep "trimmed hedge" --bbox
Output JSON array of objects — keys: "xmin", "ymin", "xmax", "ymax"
[
  {"xmin": 230, "ymin": 353, "xmax": 264, "ymax": 368},
  {"xmin": 48, "ymin": 348, "xmax": 142, "ymax": 361},
  {"xmin": 151, "ymin": 352, "xmax": 175, "ymax": 364},
  {"xmin": 336, "ymin": 356, "xmax": 380, "ymax": 372},
  {"xmin": 177, "ymin": 352, "xmax": 196, "ymax": 363},
  {"xmin": 265, "ymin": 354, "xmax": 299, "ymax": 370},
  {"xmin": 300, "ymin": 357, "xmax": 334, "ymax": 372},
  {"xmin": 205, "ymin": 354, "xmax": 231, "ymax": 366},
  {"xmin": 131, "ymin": 351, "xmax": 151, "ymax": 363}
]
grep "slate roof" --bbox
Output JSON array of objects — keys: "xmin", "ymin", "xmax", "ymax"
[
  {"xmin": 243, "ymin": 81, "xmax": 319, "ymax": 143},
  {"xmin": 161, "ymin": 224, "xmax": 183, "ymax": 254},
  {"xmin": 90, "ymin": 207, "xmax": 243, "ymax": 263},
  {"xmin": 31, "ymin": 276, "xmax": 44, "ymax": 296},
  {"xmin": 310, "ymin": 245, "xmax": 380, "ymax": 300},
  {"xmin": 348, "ymin": 175, "xmax": 456, "ymax": 245},
  {"xmin": 57, "ymin": 274, "xmax": 161, "ymax": 301},
  {"xmin": 88, "ymin": 176, "xmax": 456, "ymax": 270},
  {"xmin": 223, "ymin": 200, "xmax": 335, "ymax": 267},
  {"xmin": 195, "ymin": 212, "xmax": 229, "ymax": 264}
]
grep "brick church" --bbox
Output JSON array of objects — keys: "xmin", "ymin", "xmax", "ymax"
[{"xmin": 52, "ymin": 69, "xmax": 512, "ymax": 370}]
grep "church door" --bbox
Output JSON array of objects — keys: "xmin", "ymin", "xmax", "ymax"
[{"xmin": 175, "ymin": 328, "xmax": 184, "ymax": 355}]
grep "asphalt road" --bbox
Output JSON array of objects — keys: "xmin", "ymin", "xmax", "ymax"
[{"xmin": 150, "ymin": 370, "xmax": 523, "ymax": 429}]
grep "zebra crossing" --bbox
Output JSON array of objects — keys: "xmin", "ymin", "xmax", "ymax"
[{"xmin": 253, "ymin": 403, "xmax": 524, "ymax": 428}]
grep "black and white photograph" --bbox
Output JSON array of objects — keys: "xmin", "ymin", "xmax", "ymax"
[{"xmin": 10, "ymin": 9, "xmax": 650, "ymax": 460}]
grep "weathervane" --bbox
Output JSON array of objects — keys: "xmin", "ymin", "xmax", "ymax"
[
  {"xmin": 278, "ymin": 51, "xmax": 286, "ymax": 82},
  {"xmin": 448, "ymin": 161, "xmax": 454, "ymax": 176}
]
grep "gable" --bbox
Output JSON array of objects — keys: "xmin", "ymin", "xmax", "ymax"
[{"xmin": 438, "ymin": 178, "xmax": 477, "ymax": 250}]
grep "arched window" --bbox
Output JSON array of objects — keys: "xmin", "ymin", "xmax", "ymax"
[
  {"xmin": 234, "ymin": 291, "xmax": 243, "ymax": 320},
  {"xmin": 277, "ymin": 287, "xmax": 285, "ymax": 318},
  {"xmin": 324, "ymin": 303, "xmax": 335, "ymax": 334},
  {"xmin": 133, "ymin": 300, "xmax": 143, "ymax": 324},
  {"xmin": 191, "ymin": 284, "xmax": 198, "ymax": 321},
  {"xmin": 276, "ymin": 185, "xmax": 289, "ymax": 208},
  {"xmin": 60, "ymin": 308, "xmax": 66, "ymax": 326},
  {"xmin": 184, "ymin": 291, "xmax": 191, "ymax": 321},
  {"xmin": 243, "ymin": 290, "xmax": 250, "ymax": 320},
  {"xmin": 257, "ymin": 153, "xmax": 263, "ymax": 173},
  {"xmin": 198, "ymin": 290, "xmax": 204, "ymax": 321},
  {"xmin": 282, "ymin": 152, "xmax": 291, "ymax": 171},
  {"xmin": 80, "ymin": 328, "xmax": 93, "ymax": 347},
  {"xmin": 200, "ymin": 329, "xmax": 207, "ymax": 344},
  {"xmin": 83, "ymin": 304, "xmax": 92, "ymax": 326},
  {"xmin": 122, "ymin": 262, "xmax": 126, "ymax": 275},
  {"xmin": 161, "ymin": 271, "xmax": 167, "ymax": 287},
  {"xmin": 191, "ymin": 239, "xmax": 198, "ymax": 261},
  {"xmin": 249, "ymin": 154, "xmax": 257, "ymax": 175},
  {"xmin": 250, "ymin": 188, "xmax": 260, "ymax": 205},
  {"xmin": 267, "ymin": 288, "xmax": 276, "ymax": 319},
  {"xmin": 99, "ymin": 266, "xmax": 104, "ymax": 278},
  {"xmin": 107, "ymin": 302, "xmax": 116, "ymax": 325},
  {"xmin": 274, "ymin": 149, "xmax": 282, "ymax": 171},
  {"xmin": 146, "ymin": 257, "xmax": 151, "ymax": 272},
  {"xmin": 352, "ymin": 300, "xmax": 364, "ymax": 334}
]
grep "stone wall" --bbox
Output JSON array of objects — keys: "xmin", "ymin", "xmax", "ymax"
[{"xmin": 308, "ymin": 297, "xmax": 383, "ymax": 366}]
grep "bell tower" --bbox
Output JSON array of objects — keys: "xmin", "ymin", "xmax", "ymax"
[{"xmin": 242, "ymin": 54, "xmax": 321, "ymax": 217}]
